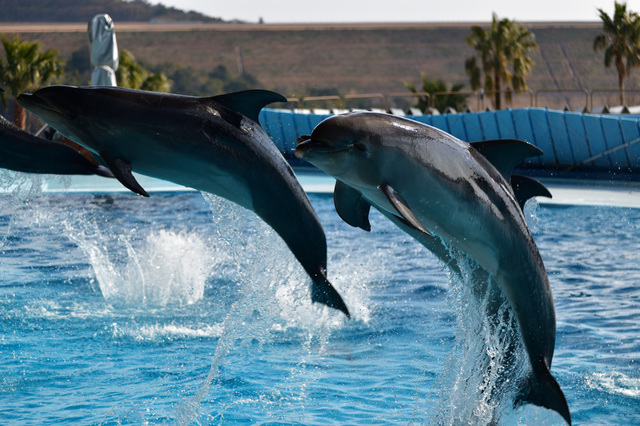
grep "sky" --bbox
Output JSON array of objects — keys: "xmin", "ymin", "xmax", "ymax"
[{"xmin": 150, "ymin": 0, "xmax": 640, "ymax": 24}]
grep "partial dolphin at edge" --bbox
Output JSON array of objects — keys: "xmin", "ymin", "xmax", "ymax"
[{"xmin": 0, "ymin": 85, "xmax": 112, "ymax": 177}]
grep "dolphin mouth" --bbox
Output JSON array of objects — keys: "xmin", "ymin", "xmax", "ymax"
[{"xmin": 294, "ymin": 137, "xmax": 350, "ymax": 159}]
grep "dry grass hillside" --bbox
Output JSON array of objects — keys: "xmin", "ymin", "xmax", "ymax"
[{"xmin": 0, "ymin": 21, "xmax": 635, "ymax": 111}]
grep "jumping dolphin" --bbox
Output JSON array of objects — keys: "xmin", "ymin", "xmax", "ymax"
[
  {"xmin": 295, "ymin": 112, "xmax": 570, "ymax": 424},
  {"xmin": 17, "ymin": 86, "xmax": 349, "ymax": 317},
  {"xmin": 0, "ymin": 109, "xmax": 113, "ymax": 177}
]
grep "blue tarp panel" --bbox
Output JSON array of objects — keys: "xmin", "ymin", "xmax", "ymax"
[
  {"xmin": 429, "ymin": 115, "xmax": 450, "ymax": 134},
  {"xmin": 445, "ymin": 114, "xmax": 468, "ymax": 141},
  {"xmin": 259, "ymin": 110, "xmax": 284, "ymax": 149},
  {"xmin": 546, "ymin": 110, "xmax": 576, "ymax": 167},
  {"xmin": 511, "ymin": 109, "xmax": 540, "ymax": 166},
  {"xmin": 494, "ymin": 109, "xmax": 518, "ymax": 139},
  {"xmin": 563, "ymin": 113, "xmax": 592, "ymax": 167},
  {"xmin": 461, "ymin": 113, "xmax": 483, "ymax": 141},
  {"xmin": 619, "ymin": 117, "xmax": 640, "ymax": 166},
  {"xmin": 477, "ymin": 111, "xmax": 501, "ymax": 141},
  {"xmin": 408, "ymin": 115, "xmax": 432, "ymax": 126},
  {"xmin": 293, "ymin": 113, "xmax": 315, "ymax": 139},
  {"xmin": 600, "ymin": 116, "xmax": 630, "ymax": 168},
  {"xmin": 583, "ymin": 114, "xmax": 612, "ymax": 169},
  {"xmin": 528, "ymin": 109, "xmax": 558, "ymax": 167},
  {"xmin": 277, "ymin": 111, "xmax": 301, "ymax": 154}
]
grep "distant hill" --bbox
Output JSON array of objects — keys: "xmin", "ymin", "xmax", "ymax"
[
  {"xmin": 0, "ymin": 0, "xmax": 233, "ymax": 23},
  {"xmin": 0, "ymin": 21, "xmax": 630, "ymax": 112}
]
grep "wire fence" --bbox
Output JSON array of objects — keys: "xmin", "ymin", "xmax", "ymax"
[{"xmin": 282, "ymin": 88, "xmax": 640, "ymax": 115}]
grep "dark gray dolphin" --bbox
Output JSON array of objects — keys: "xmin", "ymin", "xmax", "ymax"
[
  {"xmin": 17, "ymin": 85, "xmax": 349, "ymax": 317},
  {"xmin": 295, "ymin": 112, "xmax": 570, "ymax": 424},
  {"xmin": 0, "ymin": 86, "xmax": 112, "ymax": 177}
]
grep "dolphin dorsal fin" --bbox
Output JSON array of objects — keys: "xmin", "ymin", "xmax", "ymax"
[
  {"xmin": 511, "ymin": 174, "xmax": 552, "ymax": 209},
  {"xmin": 470, "ymin": 139, "xmax": 543, "ymax": 180},
  {"xmin": 209, "ymin": 90, "xmax": 287, "ymax": 123},
  {"xmin": 380, "ymin": 183, "xmax": 432, "ymax": 236},
  {"xmin": 334, "ymin": 180, "xmax": 372, "ymax": 231}
]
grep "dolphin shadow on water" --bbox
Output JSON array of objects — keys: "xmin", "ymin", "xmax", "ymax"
[
  {"xmin": 0, "ymin": 87, "xmax": 113, "ymax": 177},
  {"xmin": 295, "ymin": 112, "xmax": 571, "ymax": 424},
  {"xmin": 17, "ymin": 85, "xmax": 349, "ymax": 317}
]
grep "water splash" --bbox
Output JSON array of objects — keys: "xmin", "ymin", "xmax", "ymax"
[
  {"xmin": 524, "ymin": 198, "xmax": 540, "ymax": 233},
  {"xmin": 62, "ymin": 217, "xmax": 214, "ymax": 307},
  {"xmin": 0, "ymin": 171, "xmax": 46, "ymax": 251},
  {"xmin": 174, "ymin": 192, "xmax": 359, "ymax": 424},
  {"xmin": 432, "ymin": 255, "xmax": 528, "ymax": 425}
]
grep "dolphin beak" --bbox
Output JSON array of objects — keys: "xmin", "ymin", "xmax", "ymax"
[
  {"xmin": 294, "ymin": 136, "xmax": 314, "ymax": 159},
  {"xmin": 17, "ymin": 91, "xmax": 76, "ymax": 122},
  {"xmin": 16, "ymin": 92, "xmax": 44, "ymax": 112}
]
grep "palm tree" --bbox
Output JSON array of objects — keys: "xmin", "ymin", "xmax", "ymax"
[
  {"xmin": 404, "ymin": 73, "xmax": 468, "ymax": 112},
  {"xmin": 0, "ymin": 35, "xmax": 65, "ymax": 129},
  {"xmin": 116, "ymin": 50, "xmax": 171, "ymax": 92},
  {"xmin": 593, "ymin": 1, "xmax": 640, "ymax": 106},
  {"xmin": 465, "ymin": 13, "xmax": 538, "ymax": 110}
]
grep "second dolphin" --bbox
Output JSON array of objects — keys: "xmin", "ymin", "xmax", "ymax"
[{"xmin": 18, "ymin": 86, "xmax": 349, "ymax": 317}]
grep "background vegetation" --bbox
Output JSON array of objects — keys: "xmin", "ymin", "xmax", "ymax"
[{"xmin": 1, "ymin": 1, "xmax": 639, "ymax": 115}]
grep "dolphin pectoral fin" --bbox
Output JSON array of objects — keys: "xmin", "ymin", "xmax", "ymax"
[
  {"xmin": 516, "ymin": 370, "xmax": 572, "ymax": 425},
  {"xmin": 100, "ymin": 153, "xmax": 149, "ymax": 197},
  {"xmin": 334, "ymin": 180, "xmax": 372, "ymax": 231},
  {"xmin": 209, "ymin": 90, "xmax": 287, "ymax": 123},
  {"xmin": 511, "ymin": 174, "xmax": 552, "ymax": 210},
  {"xmin": 93, "ymin": 165, "xmax": 115, "ymax": 178},
  {"xmin": 470, "ymin": 139, "xmax": 543, "ymax": 180},
  {"xmin": 379, "ymin": 183, "xmax": 432, "ymax": 236},
  {"xmin": 311, "ymin": 271, "xmax": 350, "ymax": 318}
]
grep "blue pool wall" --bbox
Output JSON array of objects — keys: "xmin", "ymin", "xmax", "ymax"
[{"xmin": 259, "ymin": 108, "xmax": 640, "ymax": 173}]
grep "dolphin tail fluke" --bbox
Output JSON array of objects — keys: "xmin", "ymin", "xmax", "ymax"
[
  {"xmin": 517, "ymin": 369, "xmax": 571, "ymax": 425},
  {"xmin": 311, "ymin": 273, "xmax": 350, "ymax": 318}
]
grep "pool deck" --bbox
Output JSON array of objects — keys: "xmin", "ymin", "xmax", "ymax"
[{"xmin": 3, "ymin": 169, "xmax": 640, "ymax": 209}]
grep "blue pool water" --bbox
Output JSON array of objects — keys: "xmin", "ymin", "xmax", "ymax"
[{"xmin": 1, "ymin": 172, "xmax": 639, "ymax": 424}]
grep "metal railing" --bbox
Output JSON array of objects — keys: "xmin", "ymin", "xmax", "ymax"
[
  {"xmin": 279, "ymin": 88, "xmax": 640, "ymax": 114},
  {"xmin": 535, "ymin": 89, "xmax": 589, "ymax": 110}
]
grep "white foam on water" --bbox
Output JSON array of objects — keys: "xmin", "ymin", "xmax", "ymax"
[
  {"xmin": 587, "ymin": 371, "xmax": 640, "ymax": 398},
  {"xmin": 111, "ymin": 322, "xmax": 225, "ymax": 342}
]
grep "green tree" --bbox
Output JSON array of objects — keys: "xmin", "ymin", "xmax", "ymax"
[
  {"xmin": 464, "ymin": 13, "xmax": 538, "ymax": 110},
  {"xmin": 0, "ymin": 34, "xmax": 65, "ymax": 128},
  {"xmin": 404, "ymin": 73, "xmax": 468, "ymax": 112},
  {"xmin": 593, "ymin": 1, "xmax": 640, "ymax": 105},
  {"xmin": 116, "ymin": 50, "xmax": 171, "ymax": 92}
]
